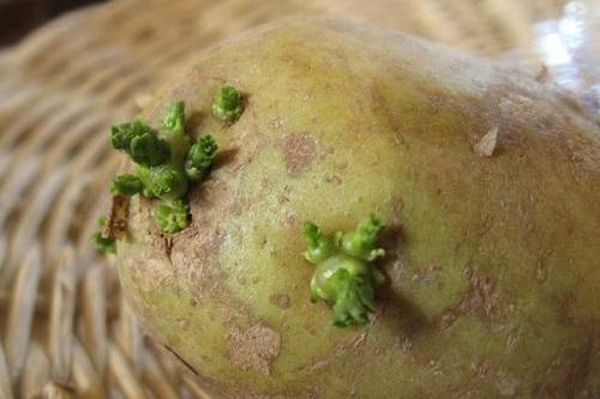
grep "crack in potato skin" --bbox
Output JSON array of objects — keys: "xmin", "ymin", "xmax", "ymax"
[{"xmin": 117, "ymin": 17, "xmax": 600, "ymax": 398}]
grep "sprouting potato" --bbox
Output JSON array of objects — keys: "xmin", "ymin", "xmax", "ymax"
[{"xmin": 113, "ymin": 17, "xmax": 600, "ymax": 398}]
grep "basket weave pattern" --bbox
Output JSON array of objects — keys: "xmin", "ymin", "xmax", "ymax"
[{"xmin": 0, "ymin": 0, "xmax": 565, "ymax": 397}]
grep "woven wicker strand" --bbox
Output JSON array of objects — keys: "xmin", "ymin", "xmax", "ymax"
[{"xmin": 0, "ymin": 0, "xmax": 566, "ymax": 397}]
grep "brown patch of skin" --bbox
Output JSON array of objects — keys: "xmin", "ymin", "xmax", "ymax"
[
  {"xmin": 436, "ymin": 267, "xmax": 502, "ymax": 330},
  {"xmin": 270, "ymin": 294, "xmax": 291, "ymax": 310},
  {"xmin": 104, "ymin": 194, "xmax": 130, "ymax": 239},
  {"xmin": 459, "ymin": 267, "xmax": 501, "ymax": 320},
  {"xmin": 136, "ymin": 196, "xmax": 170, "ymax": 253},
  {"xmin": 227, "ymin": 322, "xmax": 281, "ymax": 375},
  {"xmin": 282, "ymin": 134, "xmax": 316, "ymax": 175}
]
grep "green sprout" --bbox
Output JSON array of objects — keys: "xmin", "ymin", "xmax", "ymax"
[
  {"xmin": 185, "ymin": 135, "xmax": 218, "ymax": 182},
  {"xmin": 212, "ymin": 84, "xmax": 245, "ymax": 122},
  {"xmin": 163, "ymin": 100, "xmax": 186, "ymax": 135},
  {"xmin": 160, "ymin": 101, "xmax": 191, "ymax": 158},
  {"xmin": 111, "ymin": 120, "xmax": 148, "ymax": 150},
  {"xmin": 137, "ymin": 165, "xmax": 188, "ymax": 201},
  {"xmin": 98, "ymin": 86, "xmax": 245, "ymax": 248},
  {"xmin": 92, "ymin": 216, "xmax": 116, "ymax": 254},
  {"xmin": 111, "ymin": 120, "xmax": 170, "ymax": 167},
  {"xmin": 340, "ymin": 214, "xmax": 386, "ymax": 261},
  {"xmin": 106, "ymin": 100, "xmax": 220, "ymax": 235},
  {"xmin": 111, "ymin": 174, "xmax": 144, "ymax": 196},
  {"xmin": 303, "ymin": 222, "xmax": 336, "ymax": 264},
  {"xmin": 129, "ymin": 132, "xmax": 170, "ymax": 167},
  {"xmin": 155, "ymin": 199, "xmax": 190, "ymax": 234},
  {"xmin": 303, "ymin": 215, "xmax": 386, "ymax": 327}
]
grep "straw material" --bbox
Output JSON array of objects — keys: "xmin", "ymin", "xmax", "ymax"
[{"xmin": 0, "ymin": 0, "xmax": 566, "ymax": 397}]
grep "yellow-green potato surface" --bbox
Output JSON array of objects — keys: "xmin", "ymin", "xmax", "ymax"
[{"xmin": 118, "ymin": 17, "xmax": 600, "ymax": 398}]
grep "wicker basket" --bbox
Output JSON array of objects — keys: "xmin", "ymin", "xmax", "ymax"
[{"xmin": 0, "ymin": 0, "xmax": 570, "ymax": 397}]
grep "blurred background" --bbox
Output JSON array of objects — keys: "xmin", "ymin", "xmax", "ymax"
[{"xmin": 0, "ymin": 0, "xmax": 104, "ymax": 46}]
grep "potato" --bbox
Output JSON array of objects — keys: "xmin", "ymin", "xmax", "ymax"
[{"xmin": 117, "ymin": 17, "xmax": 600, "ymax": 398}]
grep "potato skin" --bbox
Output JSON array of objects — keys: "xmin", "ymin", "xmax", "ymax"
[{"xmin": 118, "ymin": 17, "xmax": 600, "ymax": 398}]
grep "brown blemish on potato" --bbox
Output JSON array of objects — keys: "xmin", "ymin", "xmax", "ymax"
[
  {"xmin": 270, "ymin": 294, "xmax": 291, "ymax": 310},
  {"xmin": 228, "ymin": 322, "xmax": 281, "ymax": 375},
  {"xmin": 459, "ymin": 268, "xmax": 501, "ymax": 320},
  {"xmin": 104, "ymin": 194, "xmax": 130, "ymax": 240},
  {"xmin": 283, "ymin": 134, "xmax": 316, "ymax": 175},
  {"xmin": 438, "ymin": 267, "xmax": 502, "ymax": 329}
]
